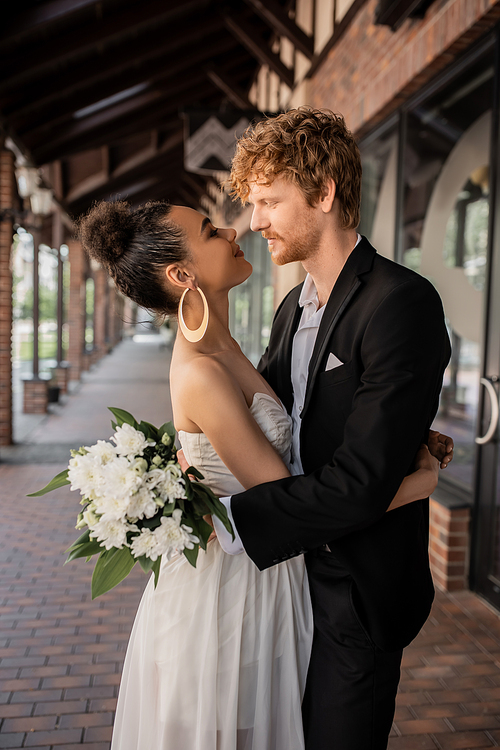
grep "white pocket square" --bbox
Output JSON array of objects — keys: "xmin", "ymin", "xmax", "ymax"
[{"xmin": 325, "ymin": 353, "xmax": 344, "ymax": 371}]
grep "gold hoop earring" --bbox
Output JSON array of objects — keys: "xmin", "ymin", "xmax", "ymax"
[{"xmin": 178, "ymin": 287, "xmax": 209, "ymax": 343}]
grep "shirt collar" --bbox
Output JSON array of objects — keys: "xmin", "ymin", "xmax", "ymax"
[{"xmin": 298, "ymin": 233, "xmax": 362, "ymax": 310}]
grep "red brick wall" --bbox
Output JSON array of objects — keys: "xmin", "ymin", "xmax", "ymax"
[
  {"xmin": 429, "ymin": 498, "xmax": 470, "ymax": 592},
  {"xmin": 310, "ymin": 0, "xmax": 500, "ymax": 136},
  {"xmin": 0, "ymin": 150, "xmax": 14, "ymax": 445}
]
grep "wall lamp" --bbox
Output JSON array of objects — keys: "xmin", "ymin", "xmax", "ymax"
[{"xmin": 0, "ymin": 165, "xmax": 53, "ymax": 222}]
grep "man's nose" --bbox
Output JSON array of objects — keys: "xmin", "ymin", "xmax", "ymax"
[{"xmin": 250, "ymin": 206, "xmax": 269, "ymax": 233}]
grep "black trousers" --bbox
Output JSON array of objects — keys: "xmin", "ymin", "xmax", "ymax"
[{"xmin": 302, "ymin": 549, "xmax": 403, "ymax": 750}]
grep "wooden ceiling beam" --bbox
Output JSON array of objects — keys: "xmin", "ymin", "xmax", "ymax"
[
  {"xmin": 205, "ymin": 65, "xmax": 253, "ymax": 109},
  {"xmin": 9, "ymin": 32, "xmax": 238, "ymax": 133},
  {"xmin": 20, "ymin": 53, "xmax": 253, "ymax": 150},
  {"xmin": 1, "ymin": 10, "xmax": 225, "ymax": 109},
  {"xmin": 28, "ymin": 82, "xmax": 213, "ymax": 163},
  {"xmin": 125, "ymin": 175, "xmax": 186, "ymax": 209},
  {"xmin": 66, "ymin": 130, "xmax": 184, "ymax": 206},
  {"xmin": 222, "ymin": 9, "xmax": 294, "ymax": 88},
  {"xmin": 244, "ymin": 0, "xmax": 314, "ymax": 59},
  {"xmin": 0, "ymin": 0, "xmax": 205, "ymax": 57},
  {"xmin": 181, "ymin": 172, "xmax": 210, "ymax": 201},
  {"xmin": 1, "ymin": 0, "xmax": 100, "ymax": 43}
]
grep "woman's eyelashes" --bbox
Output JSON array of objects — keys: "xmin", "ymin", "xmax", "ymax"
[{"xmin": 209, "ymin": 227, "xmax": 219, "ymax": 238}]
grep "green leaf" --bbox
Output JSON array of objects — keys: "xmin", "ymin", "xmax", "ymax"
[
  {"xmin": 138, "ymin": 555, "xmax": 155, "ymax": 573},
  {"xmin": 152, "ymin": 558, "xmax": 161, "ymax": 587},
  {"xmin": 66, "ymin": 539, "xmax": 103, "ymax": 562},
  {"xmin": 139, "ymin": 421, "xmax": 158, "ymax": 441},
  {"xmin": 111, "ymin": 420, "xmax": 117, "ymax": 431},
  {"xmin": 107, "ymin": 407, "xmax": 137, "ymax": 429},
  {"xmin": 193, "ymin": 517, "xmax": 214, "ymax": 551},
  {"xmin": 162, "ymin": 502, "xmax": 176, "ymax": 516},
  {"xmin": 197, "ymin": 486, "xmax": 234, "ymax": 539},
  {"xmin": 158, "ymin": 421, "xmax": 176, "ymax": 441},
  {"xmin": 91, "ymin": 547, "xmax": 136, "ymax": 599},
  {"xmin": 185, "ymin": 466, "xmax": 204, "ymax": 481},
  {"xmin": 27, "ymin": 469, "xmax": 70, "ymax": 497},
  {"xmin": 183, "ymin": 545, "xmax": 199, "ymax": 567},
  {"xmin": 67, "ymin": 528, "xmax": 91, "ymax": 550}
]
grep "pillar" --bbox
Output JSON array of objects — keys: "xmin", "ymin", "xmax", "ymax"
[
  {"xmin": 0, "ymin": 149, "xmax": 14, "ymax": 445},
  {"xmin": 67, "ymin": 238, "xmax": 85, "ymax": 381}
]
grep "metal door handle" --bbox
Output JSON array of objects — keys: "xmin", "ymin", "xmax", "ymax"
[{"xmin": 476, "ymin": 377, "xmax": 499, "ymax": 445}]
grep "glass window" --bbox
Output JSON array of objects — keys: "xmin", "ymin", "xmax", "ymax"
[
  {"xmin": 401, "ymin": 49, "xmax": 495, "ymax": 490},
  {"xmin": 359, "ymin": 125, "xmax": 398, "ymax": 259}
]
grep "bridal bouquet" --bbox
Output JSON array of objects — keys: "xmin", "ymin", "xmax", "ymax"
[{"xmin": 28, "ymin": 408, "xmax": 233, "ymax": 598}]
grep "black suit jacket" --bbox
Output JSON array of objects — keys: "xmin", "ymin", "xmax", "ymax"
[{"xmin": 232, "ymin": 237, "xmax": 451, "ymax": 652}]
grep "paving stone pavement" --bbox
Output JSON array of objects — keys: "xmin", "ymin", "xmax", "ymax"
[{"xmin": 2, "ymin": 336, "xmax": 500, "ymax": 748}]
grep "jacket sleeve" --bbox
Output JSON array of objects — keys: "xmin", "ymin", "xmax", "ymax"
[{"xmin": 231, "ymin": 277, "xmax": 451, "ymax": 570}]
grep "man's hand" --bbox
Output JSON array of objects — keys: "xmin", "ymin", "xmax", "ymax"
[{"xmin": 428, "ymin": 429, "xmax": 454, "ymax": 469}]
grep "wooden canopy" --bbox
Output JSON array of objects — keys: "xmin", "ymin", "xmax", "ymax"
[{"xmin": 0, "ymin": 0, "xmax": 307, "ymax": 218}]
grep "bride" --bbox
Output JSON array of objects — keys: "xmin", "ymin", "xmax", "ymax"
[{"xmin": 79, "ymin": 199, "xmax": 447, "ymax": 750}]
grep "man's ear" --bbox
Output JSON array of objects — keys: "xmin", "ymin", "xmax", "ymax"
[
  {"xmin": 319, "ymin": 179, "xmax": 336, "ymax": 214},
  {"xmin": 165, "ymin": 264, "xmax": 196, "ymax": 291}
]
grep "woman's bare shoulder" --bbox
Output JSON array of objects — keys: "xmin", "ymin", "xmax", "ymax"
[{"xmin": 172, "ymin": 353, "xmax": 247, "ymax": 415}]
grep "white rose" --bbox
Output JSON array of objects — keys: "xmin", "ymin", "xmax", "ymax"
[{"xmin": 130, "ymin": 458, "xmax": 148, "ymax": 476}]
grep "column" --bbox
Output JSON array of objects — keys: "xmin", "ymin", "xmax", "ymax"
[
  {"xmin": 67, "ymin": 238, "xmax": 85, "ymax": 381},
  {"xmin": 0, "ymin": 149, "xmax": 14, "ymax": 444}
]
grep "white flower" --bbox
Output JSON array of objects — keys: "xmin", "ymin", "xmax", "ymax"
[
  {"xmin": 144, "ymin": 468, "xmax": 164, "ymax": 489},
  {"xmin": 82, "ymin": 504, "xmax": 99, "ymax": 529},
  {"xmin": 101, "ymin": 456, "xmax": 142, "ymax": 499},
  {"xmin": 130, "ymin": 458, "xmax": 148, "ymax": 476},
  {"xmin": 127, "ymin": 486, "xmax": 157, "ymax": 520},
  {"xmin": 153, "ymin": 509, "xmax": 199, "ymax": 561},
  {"xmin": 84, "ymin": 440, "xmax": 118, "ymax": 465},
  {"xmin": 93, "ymin": 492, "xmax": 132, "ymax": 521},
  {"xmin": 68, "ymin": 453, "xmax": 104, "ymax": 497},
  {"xmin": 130, "ymin": 528, "xmax": 162, "ymax": 561},
  {"xmin": 90, "ymin": 516, "xmax": 137, "ymax": 550},
  {"xmin": 156, "ymin": 464, "xmax": 186, "ymax": 503},
  {"xmin": 111, "ymin": 423, "xmax": 154, "ymax": 458}
]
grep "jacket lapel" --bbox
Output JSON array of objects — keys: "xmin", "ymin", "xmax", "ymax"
[
  {"xmin": 276, "ymin": 286, "xmax": 303, "ymax": 414},
  {"xmin": 301, "ymin": 237, "xmax": 376, "ymax": 418}
]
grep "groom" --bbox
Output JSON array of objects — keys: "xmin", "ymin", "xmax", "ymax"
[{"xmin": 213, "ymin": 107, "xmax": 451, "ymax": 749}]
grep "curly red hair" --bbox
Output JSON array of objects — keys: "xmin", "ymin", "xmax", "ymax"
[{"xmin": 229, "ymin": 107, "xmax": 362, "ymax": 229}]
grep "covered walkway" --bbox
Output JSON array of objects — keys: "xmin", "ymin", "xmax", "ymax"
[{"xmin": 1, "ymin": 338, "xmax": 500, "ymax": 749}]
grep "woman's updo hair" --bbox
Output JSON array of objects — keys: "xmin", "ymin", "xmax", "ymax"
[{"xmin": 77, "ymin": 199, "xmax": 188, "ymax": 316}]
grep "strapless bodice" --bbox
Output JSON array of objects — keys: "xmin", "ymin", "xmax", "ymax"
[{"xmin": 177, "ymin": 392, "xmax": 292, "ymax": 496}]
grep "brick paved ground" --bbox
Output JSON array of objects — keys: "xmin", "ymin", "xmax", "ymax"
[{"xmin": 1, "ymin": 336, "xmax": 500, "ymax": 749}]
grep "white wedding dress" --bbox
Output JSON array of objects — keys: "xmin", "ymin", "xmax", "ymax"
[{"xmin": 111, "ymin": 393, "xmax": 313, "ymax": 750}]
